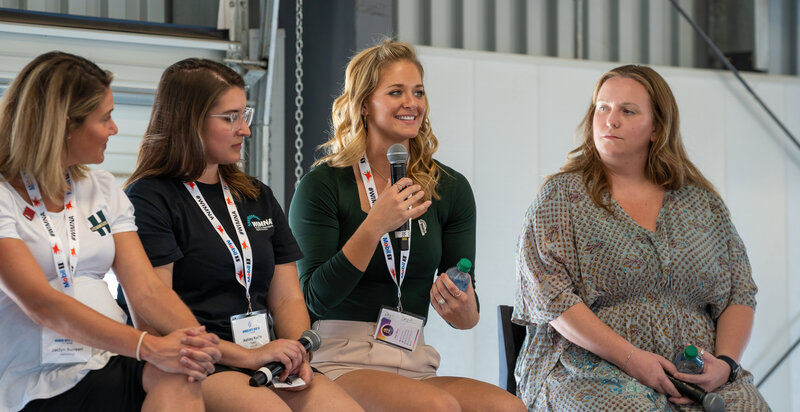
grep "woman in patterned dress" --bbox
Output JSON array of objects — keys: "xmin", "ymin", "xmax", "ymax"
[{"xmin": 513, "ymin": 65, "xmax": 770, "ymax": 411}]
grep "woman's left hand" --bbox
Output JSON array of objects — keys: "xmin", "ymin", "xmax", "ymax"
[
  {"xmin": 277, "ymin": 360, "xmax": 314, "ymax": 392},
  {"xmin": 671, "ymin": 348, "xmax": 731, "ymax": 400},
  {"xmin": 429, "ymin": 273, "xmax": 479, "ymax": 329}
]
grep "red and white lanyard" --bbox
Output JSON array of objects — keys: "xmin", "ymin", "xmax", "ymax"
[
  {"xmin": 184, "ymin": 174, "xmax": 254, "ymax": 312},
  {"xmin": 20, "ymin": 171, "xmax": 79, "ymax": 296},
  {"xmin": 358, "ymin": 155, "xmax": 410, "ymax": 311}
]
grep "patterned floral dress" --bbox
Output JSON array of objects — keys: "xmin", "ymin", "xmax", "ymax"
[{"xmin": 512, "ymin": 173, "xmax": 770, "ymax": 411}]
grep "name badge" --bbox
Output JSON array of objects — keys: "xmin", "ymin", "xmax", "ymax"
[
  {"xmin": 231, "ymin": 310, "xmax": 270, "ymax": 349},
  {"xmin": 41, "ymin": 328, "xmax": 91, "ymax": 364},
  {"xmin": 373, "ymin": 306, "xmax": 424, "ymax": 351}
]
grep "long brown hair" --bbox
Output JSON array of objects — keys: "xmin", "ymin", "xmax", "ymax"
[
  {"xmin": 316, "ymin": 39, "xmax": 442, "ymax": 200},
  {"xmin": 127, "ymin": 58, "xmax": 258, "ymax": 200},
  {"xmin": 0, "ymin": 51, "xmax": 112, "ymax": 198},
  {"xmin": 555, "ymin": 64, "xmax": 716, "ymax": 211}
]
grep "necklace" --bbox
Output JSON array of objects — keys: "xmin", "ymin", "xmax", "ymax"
[
  {"xmin": 372, "ymin": 167, "xmax": 389, "ymax": 182},
  {"xmin": 366, "ymin": 156, "xmax": 390, "ymax": 182}
]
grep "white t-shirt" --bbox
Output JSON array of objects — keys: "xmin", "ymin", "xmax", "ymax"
[{"xmin": 0, "ymin": 170, "xmax": 137, "ymax": 411}]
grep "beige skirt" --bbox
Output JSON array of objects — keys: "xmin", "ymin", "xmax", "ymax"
[{"xmin": 311, "ymin": 320, "xmax": 441, "ymax": 380}]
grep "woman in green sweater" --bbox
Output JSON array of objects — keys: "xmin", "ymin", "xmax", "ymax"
[{"xmin": 288, "ymin": 39, "xmax": 524, "ymax": 412}]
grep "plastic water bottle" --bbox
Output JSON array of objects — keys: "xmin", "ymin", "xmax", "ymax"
[
  {"xmin": 674, "ymin": 345, "xmax": 704, "ymax": 374},
  {"xmin": 445, "ymin": 258, "xmax": 472, "ymax": 292}
]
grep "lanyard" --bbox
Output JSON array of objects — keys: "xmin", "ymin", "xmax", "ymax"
[
  {"xmin": 20, "ymin": 171, "xmax": 79, "ymax": 296},
  {"xmin": 184, "ymin": 174, "xmax": 254, "ymax": 312},
  {"xmin": 358, "ymin": 155, "xmax": 410, "ymax": 311}
]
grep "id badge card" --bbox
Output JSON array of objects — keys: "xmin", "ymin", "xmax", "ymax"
[
  {"xmin": 231, "ymin": 310, "xmax": 271, "ymax": 349},
  {"xmin": 373, "ymin": 305, "xmax": 425, "ymax": 351},
  {"xmin": 41, "ymin": 328, "xmax": 91, "ymax": 364}
]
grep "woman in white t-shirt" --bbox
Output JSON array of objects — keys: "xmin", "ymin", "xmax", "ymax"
[{"xmin": 0, "ymin": 52, "xmax": 221, "ymax": 412}]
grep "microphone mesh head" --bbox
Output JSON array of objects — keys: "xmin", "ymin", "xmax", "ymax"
[
  {"xmin": 386, "ymin": 144, "xmax": 408, "ymax": 165},
  {"xmin": 300, "ymin": 329, "xmax": 322, "ymax": 351},
  {"xmin": 703, "ymin": 392, "xmax": 726, "ymax": 412}
]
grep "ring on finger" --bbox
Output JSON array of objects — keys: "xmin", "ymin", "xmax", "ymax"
[
  {"xmin": 437, "ymin": 298, "xmax": 445, "ymax": 306},
  {"xmin": 699, "ymin": 349, "xmax": 705, "ymax": 359}
]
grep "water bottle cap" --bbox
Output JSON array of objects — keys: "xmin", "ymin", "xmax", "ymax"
[
  {"xmin": 684, "ymin": 345, "xmax": 698, "ymax": 359},
  {"xmin": 456, "ymin": 258, "xmax": 472, "ymax": 272}
]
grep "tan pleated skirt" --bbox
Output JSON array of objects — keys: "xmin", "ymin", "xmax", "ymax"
[{"xmin": 311, "ymin": 319, "xmax": 440, "ymax": 380}]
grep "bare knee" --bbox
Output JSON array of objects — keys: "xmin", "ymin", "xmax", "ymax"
[
  {"xmin": 143, "ymin": 364, "xmax": 200, "ymax": 395},
  {"xmin": 426, "ymin": 392, "xmax": 461, "ymax": 412},
  {"xmin": 142, "ymin": 364, "xmax": 203, "ymax": 411},
  {"xmin": 201, "ymin": 372, "xmax": 292, "ymax": 412}
]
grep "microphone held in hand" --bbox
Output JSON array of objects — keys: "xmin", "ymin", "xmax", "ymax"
[
  {"xmin": 249, "ymin": 330, "xmax": 322, "ymax": 387},
  {"xmin": 666, "ymin": 375, "xmax": 725, "ymax": 412},
  {"xmin": 387, "ymin": 144, "xmax": 410, "ymax": 251}
]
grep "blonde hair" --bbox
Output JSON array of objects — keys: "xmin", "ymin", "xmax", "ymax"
[
  {"xmin": 555, "ymin": 64, "xmax": 716, "ymax": 211},
  {"xmin": 0, "ymin": 51, "xmax": 112, "ymax": 198},
  {"xmin": 316, "ymin": 39, "xmax": 442, "ymax": 200},
  {"xmin": 127, "ymin": 58, "xmax": 258, "ymax": 200}
]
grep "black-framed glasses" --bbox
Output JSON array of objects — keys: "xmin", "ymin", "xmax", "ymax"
[{"xmin": 208, "ymin": 106, "xmax": 255, "ymax": 132}]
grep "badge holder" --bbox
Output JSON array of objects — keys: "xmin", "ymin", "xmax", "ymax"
[
  {"xmin": 373, "ymin": 305, "xmax": 425, "ymax": 352},
  {"xmin": 231, "ymin": 309, "xmax": 271, "ymax": 349}
]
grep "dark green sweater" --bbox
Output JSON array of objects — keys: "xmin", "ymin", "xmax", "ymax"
[{"xmin": 288, "ymin": 161, "xmax": 477, "ymax": 323}]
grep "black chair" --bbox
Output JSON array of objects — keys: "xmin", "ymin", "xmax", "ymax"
[{"xmin": 497, "ymin": 304, "xmax": 526, "ymax": 394}]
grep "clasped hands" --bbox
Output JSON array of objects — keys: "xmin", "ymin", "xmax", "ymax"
[
  {"xmin": 149, "ymin": 326, "xmax": 221, "ymax": 382},
  {"xmin": 623, "ymin": 346, "xmax": 732, "ymax": 405}
]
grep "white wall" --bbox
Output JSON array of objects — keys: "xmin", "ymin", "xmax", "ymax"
[{"xmin": 417, "ymin": 46, "xmax": 800, "ymax": 411}]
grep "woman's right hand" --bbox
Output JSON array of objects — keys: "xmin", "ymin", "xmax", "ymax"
[
  {"xmin": 140, "ymin": 326, "xmax": 220, "ymax": 382},
  {"xmin": 363, "ymin": 177, "xmax": 431, "ymax": 237},
  {"xmin": 623, "ymin": 349, "xmax": 686, "ymax": 402},
  {"xmin": 250, "ymin": 339, "xmax": 308, "ymax": 381}
]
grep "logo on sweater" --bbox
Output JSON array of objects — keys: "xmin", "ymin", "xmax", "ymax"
[
  {"xmin": 246, "ymin": 214, "xmax": 273, "ymax": 231},
  {"xmin": 88, "ymin": 210, "xmax": 110, "ymax": 236},
  {"xmin": 418, "ymin": 219, "xmax": 427, "ymax": 236}
]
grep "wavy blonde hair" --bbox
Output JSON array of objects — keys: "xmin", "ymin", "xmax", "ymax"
[
  {"xmin": 0, "ymin": 52, "xmax": 112, "ymax": 198},
  {"xmin": 316, "ymin": 39, "xmax": 442, "ymax": 200},
  {"xmin": 555, "ymin": 64, "xmax": 716, "ymax": 211},
  {"xmin": 127, "ymin": 58, "xmax": 258, "ymax": 200}
]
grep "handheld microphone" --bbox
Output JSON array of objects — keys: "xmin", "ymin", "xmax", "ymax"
[
  {"xmin": 387, "ymin": 144, "xmax": 410, "ymax": 251},
  {"xmin": 249, "ymin": 330, "xmax": 322, "ymax": 387},
  {"xmin": 666, "ymin": 375, "xmax": 725, "ymax": 412}
]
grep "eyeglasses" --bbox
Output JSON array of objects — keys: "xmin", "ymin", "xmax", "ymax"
[{"xmin": 208, "ymin": 106, "xmax": 255, "ymax": 132}]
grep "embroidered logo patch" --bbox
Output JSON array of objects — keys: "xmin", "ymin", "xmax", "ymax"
[
  {"xmin": 88, "ymin": 210, "xmax": 110, "ymax": 236},
  {"xmin": 246, "ymin": 214, "xmax": 273, "ymax": 231},
  {"xmin": 23, "ymin": 206, "xmax": 35, "ymax": 221}
]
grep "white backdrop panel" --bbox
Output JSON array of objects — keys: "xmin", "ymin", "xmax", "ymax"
[{"xmin": 422, "ymin": 52, "xmax": 478, "ymax": 379}]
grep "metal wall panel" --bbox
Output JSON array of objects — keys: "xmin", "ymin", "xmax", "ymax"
[
  {"xmin": 394, "ymin": 0, "xmax": 798, "ymax": 75},
  {"xmin": 0, "ymin": 22, "xmax": 229, "ymax": 181},
  {"xmin": 1, "ymin": 0, "xmax": 167, "ymax": 21}
]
